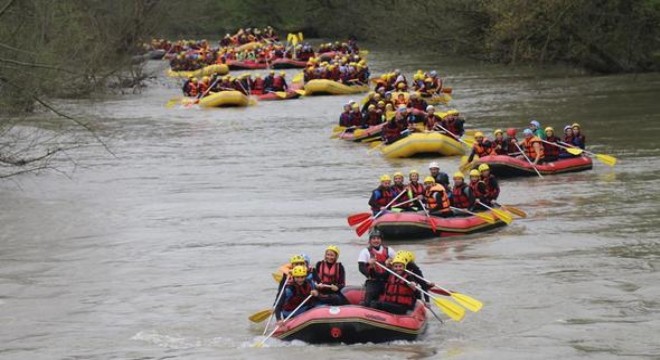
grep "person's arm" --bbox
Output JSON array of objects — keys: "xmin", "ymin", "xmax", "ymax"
[
  {"xmin": 467, "ymin": 147, "xmax": 476, "ymax": 163},
  {"xmin": 490, "ymin": 177, "xmax": 500, "ymax": 200},
  {"xmin": 368, "ymin": 190, "xmax": 380, "ymax": 209},
  {"xmin": 274, "ymin": 287, "xmax": 292, "ymax": 320},
  {"xmin": 358, "ymin": 262, "xmax": 369, "ymax": 278},
  {"xmin": 336, "ymin": 263, "xmax": 346, "ymax": 290},
  {"xmin": 533, "ymin": 143, "xmax": 543, "ymax": 164}
]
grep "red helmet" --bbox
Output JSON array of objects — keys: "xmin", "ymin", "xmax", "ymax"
[{"xmin": 506, "ymin": 128, "xmax": 517, "ymax": 137}]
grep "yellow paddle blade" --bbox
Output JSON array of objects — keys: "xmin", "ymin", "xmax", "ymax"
[
  {"xmin": 298, "ymin": 32, "xmax": 303, "ymax": 41},
  {"xmin": 596, "ymin": 153, "xmax": 617, "ymax": 167},
  {"xmin": 474, "ymin": 211, "xmax": 495, "ymax": 224},
  {"xmin": 275, "ymin": 91, "xmax": 287, "ymax": 99},
  {"xmin": 450, "ymin": 293, "xmax": 483, "ymax": 313},
  {"xmin": 333, "ymin": 125, "xmax": 345, "ymax": 132},
  {"xmin": 459, "ymin": 161, "xmax": 475, "ymax": 174},
  {"xmin": 249, "ymin": 308, "xmax": 273, "ymax": 323},
  {"xmin": 433, "ymin": 297, "xmax": 465, "ymax": 322},
  {"xmin": 491, "ymin": 208, "xmax": 513, "ymax": 224},
  {"xmin": 369, "ymin": 140, "xmax": 383, "ymax": 148},
  {"xmin": 272, "ymin": 272, "xmax": 283, "ymax": 283},
  {"xmin": 502, "ymin": 205, "xmax": 527, "ymax": 218},
  {"xmin": 566, "ymin": 147, "xmax": 583, "ymax": 155},
  {"xmin": 294, "ymin": 89, "xmax": 306, "ymax": 96},
  {"xmin": 165, "ymin": 98, "xmax": 182, "ymax": 108},
  {"xmin": 353, "ymin": 129, "xmax": 365, "ymax": 137},
  {"xmin": 462, "ymin": 137, "xmax": 475, "ymax": 147},
  {"xmin": 292, "ymin": 73, "xmax": 304, "ymax": 83}
]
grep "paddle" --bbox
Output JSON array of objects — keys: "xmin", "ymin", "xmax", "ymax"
[
  {"xmin": 292, "ymin": 72, "xmax": 304, "ymax": 83},
  {"xmin": 254, "ymin": 294, "xmax": 313, "ymax": 347},
  {"xmin": 349, "ymin": 186, "xmax": 408, "ymax": 228},
  {"xmin": 265, "ymin": 90, "xmax": 288, "ymax": 99},
  {"xmin": 557, "ymin": 141, "xmax": 617, "ymax": 167},
  {"xmin": 355, "ymin": 198, "xmax": 419, "ymax": 237},
  {"xmin": 249, "ymin": 308, "xmax": 273, "ymax": 323},
  {"xmin": 418, "ymin": 200, "xmax": 438, "ymax": 233},
  {"xmin": 541, "ymin": 139, "xmax": 583, "ymax": 156},
  {"xmin": 404, "ymin": 270, "xmax": 483, "ymax": 313},
  {"xmin": 514, "ymin": 142, "xmax": 543, "ymax": 178},
  {"xmin": 476, "ymin": 200, "xmax": 513, "ymax": 224},
  {"xmin": 262, "ymin": 275, "xmax": 290, "ymax": 334},
  {"xmin": 434, "ymin": 123, "xmax": 473, "ymax": 149},
  {"xmin": 493, "ymin": 202, "xmax": 527, "ymax": 218},
  {"xmin": 450, "ymin": 207, "xmax": 495, "ymax": 223},
  {"xmin": 375, "ymin": 263, "xmax": 465, "ymax": 322}
]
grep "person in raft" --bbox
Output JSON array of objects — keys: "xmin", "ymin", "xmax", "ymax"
[
  {"xmin": 421, "ymin": 176, "xmax": 453, "ymax": 217},
  {"xmin": 519, "ymin": 128, "xmax": 545, "ymax": 165},
  {"xmin": 467, "ymin": 131, "xmax": 493, "ymax": 163},
  {"xmin": 314, "ymin": 245, "xmax": 347, "ymax": 306},
  {"xmin": 368, "ymin": 175, "xmax": 394, "ymax": 215},
  {"xmin": 450, "ymin": 171, "xmax": 476, "ymax": 214},
  {"xmin": 399, "ymin": 250, "xmax": 434, "ymax": 303},
  {"xmin": 478, "ymin": 164, "xmax": 500, "ymax": 206},
  {"xmin": 358, "ymin": 229, "xmax": 397, "ymax": 307},
  {"xmin": 428, "ymin": 161, "xmax": 450, "ymax": 191},
  {"xmin": 276, "ymin": 254, "xmax": 314, "ymax": 296},
  {"xmin": 369, "ymin": 254, "xmax": 420, "ymax": 314},
  {"xmin": 275, "ymin": 265, "xmax": 318, "ymax": 320}
]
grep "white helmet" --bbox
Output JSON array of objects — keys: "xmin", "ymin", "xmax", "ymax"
[
  {"xmin": 429, "ymin": 161, "xmax": 439, "ymax": 169},
  {"xmin": 426, "ymin": 105, "xmax": 435, "ymax": 112}
]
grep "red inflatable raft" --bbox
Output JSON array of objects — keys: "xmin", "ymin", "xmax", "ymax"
[
  {"xmin": 226, "ymin": 60, "xmax": 268, "ymax": 70},
  {"xmin": 373, "ymin": 211, "xmax": 507, "ymax": 240},
  {"xmin": 471, "ymin": 155, "xmax": 593, "ymax": 178},
  {"xmin": 272, "ymin": 286, "xmax": 427, "ymax": 344},
  {"xmin": 337, "ymin": 123, "xmax": 385, "ymax": 142},
  {"xmin": 271, "ymin": 58, "xmax": 308, "ymax": 69},
  {"xmin": 254, "ymin": 90, "xmax": 301, "ymax": 101}
]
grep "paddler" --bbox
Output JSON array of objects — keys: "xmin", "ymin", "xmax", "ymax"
[
  {"xmin": 421, "ymin": 176, "xmax": 452, "ymax": 217},
  {"xmin": 428, "ymin": 161, "xmax": 450, "ymax": 191},
  {"xmin": 542, "ymin": 127, "xmax": 561, "ymax": 162},
  {"xmin": 369, "ymin": 254, "xmax": 419, "ymax": 314},
  {"xmin": 391, "ymin": 172, "xmax": 411, "ymax": 211},
  {"xmin": 368, "ymin": 175, "xmax": 394, "ymax": 215},
  {"xmin": 529, "ymin": 120, "xmax": 546, "ymax": 140},
  {"xmin": 450, "ymin": 171, "xmax": 475, "ymax": 213},
  {"xmin": 407, "ymin": 170, "xmax": 424, "ymax": 210},
  {"xmin": 571, "ymin": 123, "xmax": 586, "ymax": 149},
  {"xmin": 519, "ymin": 128, "xmax": 545, "ymax": 165},
  {"xmin": 399, "ymin": 250, "xmax": 433, "ymax": 303},
  {"xmin": 467, "ymin": 131, "xmax": 493, "ymax": 163},
  {"xmin": 478, "ymin": 164, "xmax": 500, "ymax": 205},
  {"xmin": 313, "ymin": 245, "xmax": 347, "ymax": 305},
  {"xmin": 275, "ymin": 265, "xmax": 318, "ymax": 320},
  {"xmin": 358, "ymin": 229, "xmax": 397, "ymax": 307}
]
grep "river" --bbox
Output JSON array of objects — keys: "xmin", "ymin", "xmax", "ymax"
[{"xmin": 1, "ymin": 48, "xmax": 659, "ymax": 360}]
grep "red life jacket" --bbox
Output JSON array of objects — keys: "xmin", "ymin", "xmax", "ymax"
[
  {"xmin": 383, "ymin": 122, "xmax": 401, "ymax": 143},
  {"xmin": 367, "ymin": 246, "xmax": 390, "ymax": 275},
  {"xmin": 252, "ymin": 78, "xmax": 265, "ymax": 94},
  {"xmin": 188, "ymin": 82, "xmax": 198, "ymax": 97},
  {"xmin": 470, "ymin": 180, "xmax": 486, "ymax": 200},
  {"xmin": 505, "ymin": 137, "xmax": 518, "ymax": 155},
  {"xmin": 366, "ymin": 111, "xmax": 382, "ymax": 126},
  {"xmin": 197, "ymin": 82, "xmax": 208, "ymax": 96},
  {"xmin": 282, "ymin": 281, "xmax": 312, "ymax": 311},
  {"xmin": 272, "ymin": 76, "xmax": 284, "ymax": 89},
  {"xmin": 317, "ymin": 261, "xmax": 341, "ymax": 285},
  {"xmin": 426, "ymin": 114, "xmax": 440, "ymax": 130},
  {"xmin": 375, "ymin": 186, "xmax": 394, "ymax": 208},
  {"xmin": 392, "ymin": 184, "xmax": 410, "ymax": 206},
  {"xmin": 473, "ymin": 140, "xmax": 493, "ymax": 158},
  {"xmin": 408, "ymin": 182, "xmax": 424, "ymax": 199},
  {"xmin": 481, "ymin": 174, "xmax": 500, "ymax": 201},
  {"xmin": 426, "ymin": 185, "xmax": 451, "ymax": 214},
  {"xmin": 492, "ymin": 139, "xmax": 507, "ymax": 155},
  {"xmin": 543, "ymin": 136, "xmax": 561, "ymax": 158},
  {"xmin": 383, "ymin": 273, "xmax": 416, "ymax": 307},
  {"xmin": 349, "ymin": 111, "xmax": 362, "ymax": 127},
  {"xmin": 443, "ymin": 117, "xmax": 460, "ymax": 135},
  {"xmin": 451, "ymin": 183, "xmax": 472, "ymax": 209}
]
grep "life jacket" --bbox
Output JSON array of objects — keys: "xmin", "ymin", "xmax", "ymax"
[
  {"xmin": 197, "ymin": 82, "xmax": 208, "ymax": 96},
  {"xmin": 366, "ymin": 110, "xmax": 382, "ymax": 126},
  {"xmin": 188, "ymin": 82, "xmax": 198, "ymax": 97},
  {"xmin": 272, "ymin": 76, "xmax": 285, "ymax": 90},
  {"xmin": 426, "ymin": 185, "xmax": 451, "ymax": 214},
  {"xmin": 493, "ymin": 139, "xmax": 508, "ymax": 155},
  {"xmin": 451, "ymin": 183, "xmax": 472, "ymax": 209},
  {"xmin": 252, "ymin": 78, "xmax": 265, "ymax": 94},
  {"xmin": 522, "ymin": 136, "xmax": 544, "ymax": 160},
  {"xmin": 349, "ymin": 111, "xmax": 363, "ymax": 127},
  {"xmin": 392, "ymin": 183, "xmax": 410, "ymax": 206},
  {"xmin": 563, "ymin": 135, "xmax": 573, "ymax": 144},
  {"xmin": 426, "ymin": 114, "xmax": 440, "ymax": 131},
  {"xmin": 383, "ymin": 272, "xmax": 416, "ymax": 307},
  {"xmin": 370, "ymin": 186, "xmax": 394, "ymax": 212},
  {"xmin": 317, "ymin": 261, "xmax": 341, "ymax": 285},
  {"xmin": 409, "ymin": 99, "xmax": 426, "ymax": 111},
  {"xmin": 470, "ymin": 180, "xmax": 487, "ymax": 201},
  {"xmin": 282, "ymin": 281, "xmax": 313, "ymax": 311},
  {"xmin": 543, "ymin": 136, "xmax": 561, "ymax": 158},
  {"xmin": 473, "ymin": 140, "xmax": 493, "ymax": 158},
  {"xmin": 407, "ymin": 182, "xmax": 424, "ymax": 199},
  {"xmin": 572, "ymin": 133, "xmax": 586, "ymax": 149},
  {"xmin": 382, "ymin": 122, "xmax": 401, "ymax": 143},
  {"xmin": 505, "ymin": 137, "xmax": 519, "ymax": 155},
  {"xmin": 481, "ymin": 174, "xmax": 500, "ymax": 201},
  {"xmin": 367, "ymin": 246, "xmax": 390, "ymax": 276},
  {"xmin": 339, "ymin": 112, "xmax": 351, "ymax": 127}
]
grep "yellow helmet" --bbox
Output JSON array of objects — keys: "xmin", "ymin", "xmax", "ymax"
[
  {"xmin": 409, "ymin": 169, "xmax": 419, "ymax": 176},
  {"xmin": 474, "ymin": 131, "xmax": 484, "ymax": 138},
  {"xmin": 571, "ymin": 122, "xmax": 581, "ymax": 128},
  {"xmin": 326, "ymin": 245, "xmax": 340, "ymax": 255},
  {"xmin": 494, "ymin": 129, "xmax": 503, "ymax": 135},
  {"xmin": 407, "ymin": 251, "xmax": 416, "ymax": 262},
  {"xmin": 545, "ymin": 127, "xmax": 554, "ymax": 133},
  {"xmin": 469, "ymin": 169, "xmax": 481, "ymax": 177},
  {"xmin": 380, "ymin": 174, "xmax": 392, "ymax": 182},
  {"xmin": 290, "ymin": 254, "xmax": 305, "ymax": 265},
  {"xmin": 453, "ymin": 171, "xmax": 464, "ymax": 179},
  {"xmin": 446, "ymin": 109, "xmax": 459, "ymax": 116},
  {"xmin": 425, "ymin": 77, "xmax": 433, "ymax": 82},
  {"xmin": 478, "ymin": 164, "xmax": 490, "ymax": 172},
  {"xmin": 368, "ymin": 104, "xmax": 376, "ymax": 110},
  {"xmin": 291, "ymin": 265, "xmax": 307, "ymax": 277},
  {"xmin": 391, "ymin": 255, "xmax": 408, "ymax": 265},
  {"xmin": 393, "ymin": 171, "xmax": 404, "ymax": 179},
  {"xmin": 424, "ymin": 176, "xmax": 435, "ymax": 183}
]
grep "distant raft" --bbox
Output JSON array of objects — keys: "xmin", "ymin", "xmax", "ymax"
[
  {"xmin": 373, "ymin": 211, "xmax": 507, "ymax": 240},
  {"xmin": 270, "ymin": 58, "xmax": 308, "ymax": 69},
  {"xmin": 336, "ymin": 124, "xmax": 385, "ymax": 142},
  {"xmin": 380, "ymin": 132, "xmax": 466, "ymax": 158},
  {"xmin": 198, "ymin": 90, "xmax": 250, "ymax": 108},
  {"xmin": 226, "ymin": 60, "xmax": 268, "ymax": 70},
  {"xmin": 303, "ymin": 79, "xmax": 369, "ymax": 96},
  {"xmin": 468, "ymin": 155, "xmax": 593, "ymax": 178},
  {"xmin": 254, "ymin": 90, "xmax": 301, "ymax": 101},
  {"xmin": 167, "ymin": 64, "xmax": 229, "ymax": 78}
]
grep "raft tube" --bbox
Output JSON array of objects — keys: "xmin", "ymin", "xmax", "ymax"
[
  {"xmin": 226, "ymin": 60, "xmax": 268, "ymax": 70},
  {"xmin": 255, "ymin": 90, "xmax": 301, "ymax": 101},
  {"xmin": 198, "ymin": 90, "xmax": 250, "ymax": 108},
  {"xmin": 167, "ymin": 64, "xmax": 229, "ymax": 78},
  {"xmin": 380, "ymin": 132, "xmax": 466, "ymax": 158},
  {"xmin": 337, "ymin": 123, "xmax": 385, "ymax": 142},
  {"xmin": 470, "ymin": 155, "xmax": 593, "ymax": 178},
  {"xmin": 272, "ymin": 286, "xmax": 427, "ymax": 344},
  {"xmin": 271, "ymin": 58, "xmax": 308, "ymax": 69},
  {"xmin": 304, "ymin": 79, "xmax": 369, "ymax": 96},
  {"xmin": 373, "ymin": 211, "xmax": 507, "ymax": 240}
]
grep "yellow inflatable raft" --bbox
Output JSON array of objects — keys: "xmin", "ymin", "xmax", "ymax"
[
  {"xmin": 380, "ymin": 132, "xmax": 466, "ymax": 158},
  {"xmin": 198, "ymin": 90, "xmax": 250, "ymax": 108},
  {"xmin": 304, "ymin": 79, "xmax": 369, "ymax": 96},
  {"xmin": 167, "ymin": 64, "xmax": 229, "ymax": 78}
]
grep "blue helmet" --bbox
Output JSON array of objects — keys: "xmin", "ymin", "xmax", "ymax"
[
  {"xmin": 530, "ymin": 120, "xmax": 541, "ymax": 128},
  {"xmin": 523, "ymin": 128, "xmax": 534, "ymax": 137}
]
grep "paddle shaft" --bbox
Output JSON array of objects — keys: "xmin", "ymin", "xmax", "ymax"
[
  {"xmin": 434, "ymin": 123, "xmax": 469, "ymax": 147},
  {"xmin": 514, "ymin": 142, "xmax": 543, "ymax": 178},
  {"xmin": 258, "ymin": 294, "xmax": 313, "ymax": 347},
  {"xmin": 418, "ymin": 200, "xmax": 437, "ymax": 232},
  {"xmin": 263, "ymin": 275, "xmax": 289, "ymax": 335},
  {"xmin": 375, "ymin": 262, "xmax": 434, "ymax": 301},
  {"xmin": 557, "ymin": 141, "xmax": 588, "ymax": 154},
  {"xmin": 541, "ymin": 139, "xmax": 581, "ymax": 153}
]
